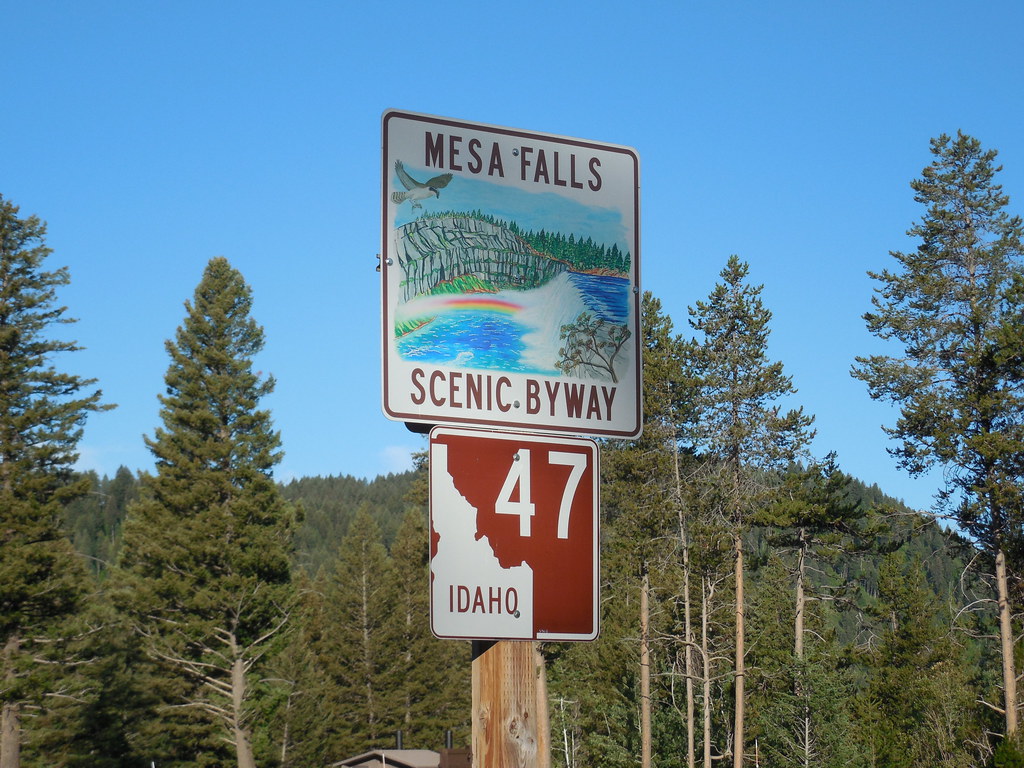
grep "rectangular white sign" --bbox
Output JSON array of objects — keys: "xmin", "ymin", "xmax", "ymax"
[{"xmin": 381, "ymin": 110, "xmax": 642, "ymax": 438}]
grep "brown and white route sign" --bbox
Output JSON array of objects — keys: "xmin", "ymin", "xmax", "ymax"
[{"xmin": 429, "ymin": 427, "xmax": 599, "ymax": 642}]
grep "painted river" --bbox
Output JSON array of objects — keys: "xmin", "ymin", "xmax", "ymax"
[{"xmin": 395, "ymin": 272, "xmax": 632, "ymax": 377}]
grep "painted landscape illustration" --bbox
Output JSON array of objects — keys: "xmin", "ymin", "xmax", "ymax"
[{"xmin": 390, "ymin": 160, "xmax": 634, "ymax": 383}]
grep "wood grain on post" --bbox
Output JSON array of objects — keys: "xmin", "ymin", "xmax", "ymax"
[{"xmin": 472, "ymin": 640, "xmax": 550, "ymax": 768}]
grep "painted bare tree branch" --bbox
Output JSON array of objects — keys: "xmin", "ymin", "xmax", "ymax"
[{"xmin": 556, "ymin": 312, "xmax": 631, "ymax": 383}]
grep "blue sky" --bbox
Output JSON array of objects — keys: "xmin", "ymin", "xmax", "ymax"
[{"xmin": 5, "ymin": 1, "xmax": 1023, "ymax": 513}]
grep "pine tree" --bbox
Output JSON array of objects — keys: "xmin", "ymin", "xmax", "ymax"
[
  {"xmin": 258, "ymin": 569, "xmax": 327, "ymax": 768},
  {"xmin": 853, "ymin": 131, "xmax": 1024, "ymax": 739},
  {"xmin": 382, "ymin": 508, "xmax": 470, "ymax": 749},
  {"xmin": 32, "ymin": 597, "xmax": 155, "ymax": 768},
  {"xmin": 749, "ymin": 453, "xmax": 888, "ymax": 766},
  {"xmin": 856, "ymin": 553, "xmax": 981, "ymax": 767},
  {"xmin": 0, "ymin": 195, "xmax": 109, "ymax": 768},
  {"xmin": 118, "ymin": 257, "xmax": 296, "ymax": 768},
  {"xmin": 685, "ymin": 256, "xmax": 815, "ymax": 768},
  {"xmin": 746, "ymin": 552, "xmax": 859, "ymax": 768},
  {"xmin": 314, "ymin": 504, "xmax": 396, "ymax": 760},
  {"xmin": 599, "ymin": 293, "xmax": 692, "ymax": 768},
  {"xmin": 745, "ymin": 554, "xmax": 799, "ymax": 765},
  {"xmin": 263, "ymin": 568, "xmax": 336, "ymax": 768}
]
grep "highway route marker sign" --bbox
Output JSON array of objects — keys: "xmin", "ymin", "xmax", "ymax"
[{"xmin": 429, "ymin": 426, "xmax": 599, "ymax": 641}]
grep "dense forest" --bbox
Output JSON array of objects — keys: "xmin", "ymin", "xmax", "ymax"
[{"xmin": 3, "ymin": 131, "xmax": 1024, "ymax": 768}]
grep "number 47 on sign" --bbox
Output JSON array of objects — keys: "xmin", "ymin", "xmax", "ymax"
[{"xmin": 496, "ymin": 448, "xmax": 587, "ymax": 539}]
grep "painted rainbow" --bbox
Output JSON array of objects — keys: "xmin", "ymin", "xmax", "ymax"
[{"xmin": 442, "ymin": 296, "xmax": 522, "ymax": 314}]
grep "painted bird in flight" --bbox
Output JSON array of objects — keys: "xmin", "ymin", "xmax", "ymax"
[{"xmin": 391, "ymin": 160, "xmax": 453, "ymax": 209}]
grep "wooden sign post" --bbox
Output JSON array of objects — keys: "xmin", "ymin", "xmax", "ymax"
[{"xmin": 472, "ymin": 641, "xmax": 550, "ymax": 768}]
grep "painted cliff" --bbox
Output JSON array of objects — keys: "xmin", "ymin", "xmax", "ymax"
[{"xmin": 394, "ymin": 215, "xmax": 568, "ymax": 301}]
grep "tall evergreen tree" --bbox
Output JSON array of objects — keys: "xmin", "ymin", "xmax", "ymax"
[
  {"xmin": 314, "ymin": 504, "xmax": 396, "ymax": 760},
  {"xmin": 856, "ymin": 553, "xmax": 982, "ymax": 767},
  {"xmin": 765, "ymin": 456, "xmax": 861, "ymax": 659},
  {"xmin": 685, "ymin": 256, "xmax": 815, "ymax": 768},
  {"xmin": 0, "ymin": 195, "xmax": 108, "ymax": 768},
  {"xmin": 118, "ymin": 257, "xmax": 296, "ymax": 768},
  {"xmin": 382, "ymin": 508, "xmax": 470, "ymax": 748},
  {"xmin": 257, "ymin": 568, "xmax": 327, "ymax": 768},
  {"xmin": 852, "ymin": 131, "xmax": 1024, "ymax": 740},
  {"xmin": 601, "ymin": 293, "xmax": 691, "ymax": 768},
  {"xmin": 746, "ymin": 551, "xmax": 858, "ymax": 768},
  {"xmin": 752, "ymin": 454, "xmax": 883, "ymax": 766}
]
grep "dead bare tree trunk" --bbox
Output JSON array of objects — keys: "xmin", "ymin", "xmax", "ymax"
[
  {"xmin": 0, "ymin": 704, "xmax": 18, "ymax": 768},
  {"xmin": 794, "ymin": 533, "xmax": 805, "ymax": 660},
  {"xmin": 795, "ymin": 530, "xmax": 811, "ymax": 768},
  {"xmin": 682, "ymin": 527, "xmax": 696, "ymax": 768},
  {"xmin": 674, "ymin": 440, "xmax": 696, "ymax": 768},
  {"xmin": 1, "ymin": 635, "xmax": 20, "ymax": 768},
  {"xmin": 702, "ymin": 577, "xmax": 714, "ymax": 768},
  {"xmin": 641, "ymin": 567, "xmax": 652, "ymax": 768},
  {"xmin": 555, "ymin": 696, "xmax": 578, "ymax": 768},
  {"xmin": 996, "ymin": 547, "xmax": 1018, "ymax": 736},
  {"xmin": 280, "ymin": 688, "xmax": 293, "ymax": 768},
  {"xmin": 229, "ymin": 634, "xmax": 257, "ymax": 768},
  {"xmin": 733, "ymin": 534, "xmax": 745, "ymax": 768}
]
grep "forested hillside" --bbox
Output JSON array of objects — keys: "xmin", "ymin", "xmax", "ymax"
[
  {"xmin": 65, "ymin": 464, "xmax": 968, "ymax": 611},
  {"xmin": 281, "ymin": 471, "xmax": 420, "ymax": 572},
  {"xmin": 65, "ymin": 468, "xmax": 422, "ymax": 573},
  {"xmin": 62, "ymin": 464, "xmax": 964, "ymax": 593}
]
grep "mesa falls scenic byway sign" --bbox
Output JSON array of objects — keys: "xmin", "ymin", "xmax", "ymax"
[
  {"xmin": 381, "ymin": 110, "xmax": 642, "ymax": 438},
  {"xmin": 429, "ymin": 427, "xmax": 600, "ymax": 641}
]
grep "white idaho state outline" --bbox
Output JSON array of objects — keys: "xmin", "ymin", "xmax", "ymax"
[{"xmin": 430, "ymin": 442, "xmax": 534, "ymax": 639}]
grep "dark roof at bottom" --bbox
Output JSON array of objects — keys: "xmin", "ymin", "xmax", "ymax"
[{"xmin": 333, "ymin": 749, "xmax": 441, "ymax": 768}]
